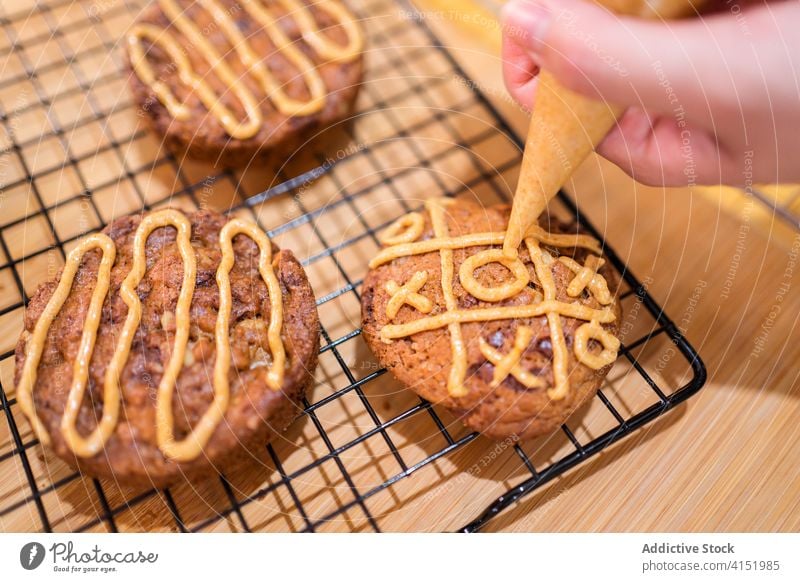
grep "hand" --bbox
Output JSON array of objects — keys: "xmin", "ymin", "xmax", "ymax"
[{"xmin": 501, "ymin": 0, "xmax": 800, "ymax": 186}]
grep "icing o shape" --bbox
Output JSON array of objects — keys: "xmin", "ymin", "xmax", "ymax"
[
  {"xmin": 574, "ymin": 320, "xmax": 620, "ymax": 369},
  {"xmin": 458, "ymin": 249, "xmax": 530, "ymax": 302},
  {"xmin": 16, "ymin": 209, "xmax": 286, "ymax": 462},
  {"xmin": 479, "ymin": 326, "xmax": 545, "ymax": 389},
  {"xmin": 384, "ymin": 271, "xmax": 433, "ymax": 321},
  {"xmin": 379, "ymin": 212, "xmax": 425, "ymax": 246},
  {"xmin": 127, "ymin": 0, "xmax": 362, "ymax": 138}
]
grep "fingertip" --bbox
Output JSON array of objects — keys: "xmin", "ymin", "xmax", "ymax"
[{"xmin": 501, "ymin": 0, "xmax": 553, "ymax": 58}]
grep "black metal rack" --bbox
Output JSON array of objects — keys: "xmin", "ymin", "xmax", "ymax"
[{"xmin": 0, "ymin": 0, "xmax": 705, "ymax": 533}]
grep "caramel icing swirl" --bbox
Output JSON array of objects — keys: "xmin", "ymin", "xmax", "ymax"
[
  {"xmin": 127, "ymin": 0, "xmax": 363, "ymax": 138},
  {"xmin": 17, "ymin": 210, "xmax": 287, "ymax": 462}
]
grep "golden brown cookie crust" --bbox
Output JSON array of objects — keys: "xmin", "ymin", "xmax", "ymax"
[{"xmin": 361, "ymin": 198, "xmax": 622, "ymax": 440}]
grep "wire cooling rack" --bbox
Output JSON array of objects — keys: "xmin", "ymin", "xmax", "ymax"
[
  {"xmin": 0, "ymin": 0, "xmax": 706, "ymax": 532},
  {"xmin": 750, "ymin": 185, "xmax": 800, "ymax": 232}
]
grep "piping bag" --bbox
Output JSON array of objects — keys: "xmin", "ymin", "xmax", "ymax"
[{"xmin": 502, "ymin": 0, "xmax": 703, "ymax": 257}]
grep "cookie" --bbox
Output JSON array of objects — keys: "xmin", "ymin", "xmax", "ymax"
[
  {"xmin": 15, "ymin": 209, "xmax": 319, "ymax": 487},
  {"xmin": 126, "ymin": 0, "xmax": 364, "ymax": 166},
  {"xmin": 361, "ymin": 197, "xmax": 622, "ymax": 440}
]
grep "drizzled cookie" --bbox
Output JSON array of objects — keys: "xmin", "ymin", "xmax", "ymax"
[
  {"xmin": 127, "ymin": 0, "xmax": 363, "ymax": 165},
  {"xmin": 361, "ymin": 197, "xmax": 622, "ymax": 439},
  {"xmin": 15, "ymin": 209, "xmax": 319, "ymax": 486}
]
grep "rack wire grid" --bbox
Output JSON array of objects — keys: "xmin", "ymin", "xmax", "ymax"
[
  {"xmin": 749, "ymin": 185, "xmax": 800, "ymax": 233},
  {"xmin": 0, "ymin": 0, "xmax": 706, "ymax": 533}
]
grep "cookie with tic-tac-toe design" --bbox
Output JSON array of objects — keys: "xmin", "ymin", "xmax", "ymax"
[{"xmin": 360, "ymin": 197, "xmax": 622, "ymax": 440}]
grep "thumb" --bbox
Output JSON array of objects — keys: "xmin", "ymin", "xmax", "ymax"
[{"xmin": 501, "ymin": 0, "xmax": 744, "ymax": 124}]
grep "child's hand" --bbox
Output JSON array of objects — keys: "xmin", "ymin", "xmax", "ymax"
[{"xmin": 501, "ymin": 0, "xmax": 800, "ymax": 186}]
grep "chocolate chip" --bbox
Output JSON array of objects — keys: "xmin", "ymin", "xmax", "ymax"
[
  {"xmin": 488, "ymin": 330, "xmax": 505, "ymax": 348},
  {"xmin": 537, "ymin": 338, "xmax": 553, "ymax": 357}
]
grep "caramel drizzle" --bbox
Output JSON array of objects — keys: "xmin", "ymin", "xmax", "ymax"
[
  {"xmin": 524, "ymin": 237, "xmax": 570, "ymax": 399},
  {"xmin": 369, "ymin": 229, "xmax": 602, "ymax": 269},
  {"xmin": 378, "ymin": 211, "xmax": 424, "ymax": 246},
  {"xmin": 17, "ymin": 235, "xmax": 118, "ymax": 455},
  {"xmin": 127, "ymin": 0, "xmax": 362, "ymax": 138},
  {"xmin": 427, "ymin": 199, "xmax": 468, "ymax": 397},
  {"xmin": 380, "ymin": 300, "xmax": 615, "ymax": 340},
  {"xmin": 459, "ymin": 249, "xmax": 529, "ymax": 302},
  {"xmin": 378, "ymin": 204, "xmax": 618, "ymax": 400},
  {"xmin": 16, "ymin": 209, "xmax": 286, "ymax": 462},
  {"xmin": 385, "ymin": 271, "xmax": 433, "ymax": 319},
  {"xmin": 217, "ymin": 219, "xmax": 286, "ymax": 392},
  {"xmin": 559, "ymin": 255, "xmax": 613, "ymax": 305},
  {"xmin": 478, "ymin": 326, "xmax": 544, "ymax": 389},
  {"xmin": 574, "ymin": 320, "xmax": 620, "ymax": 369}
]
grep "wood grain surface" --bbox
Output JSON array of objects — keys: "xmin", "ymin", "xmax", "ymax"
[{"xmin": 0, "ymin": 0, "xmax": 797, "ymax": 532}]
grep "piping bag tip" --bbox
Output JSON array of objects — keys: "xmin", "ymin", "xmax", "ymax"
[{"xmin": 502, "ymin": 71, "xmax": 622, "ymax": 256}]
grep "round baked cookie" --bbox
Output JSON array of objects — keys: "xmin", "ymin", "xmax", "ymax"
[
  {"xmin": 361, "ymin": 197, "xmax": 622, "ymax": 440},
  {"xmin": 126, "ymin": 0, "xmax": 364, "ymax": 166},
  {"xmin": 15, "ymin": 209, "xmax": 319, "ymax": 487}
]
